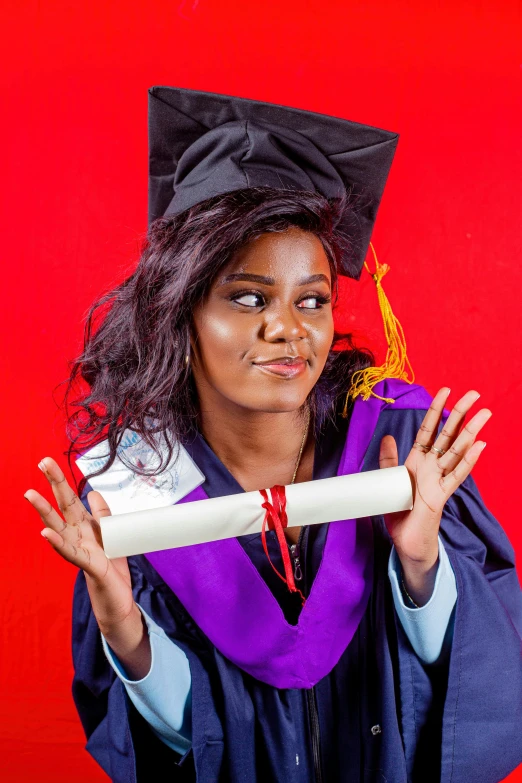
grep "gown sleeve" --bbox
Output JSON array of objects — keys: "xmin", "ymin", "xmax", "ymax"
[
  {"xmin": 99, "ymin": 602, "xmax": 192, "ymax": 755},
  {"xmin": 388, "ymin": 535, "xmax": 457, "ymax": 664},
  {"xmin": 72, "ymin": 486, "xmax": 226, "ymax": 782},
  {"xmin": 435, "ymin": 474, "xmax": 522, "ymax": 781},
  {"xmin": 371, "ymin": 406, "xmax": 522, "ymax": 782}
]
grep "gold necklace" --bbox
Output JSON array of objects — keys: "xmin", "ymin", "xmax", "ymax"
[{"xmin": 291, "ymin": 407, "xmax": 311, "ymax": 485}]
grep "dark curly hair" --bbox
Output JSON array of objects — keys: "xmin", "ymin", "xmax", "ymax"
[{"xmin": 62, "ymin": 187, "xmax": 374, "ymax": 491}]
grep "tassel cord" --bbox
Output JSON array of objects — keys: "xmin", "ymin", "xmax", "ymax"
[{"xmin": 342, "ymin": 242, "xmax": 415, "ymax": 416}]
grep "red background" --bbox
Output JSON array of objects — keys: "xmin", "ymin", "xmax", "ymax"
[{"xmin": 1, "ymin": 0, "xmax": 521, "ymax": 780}]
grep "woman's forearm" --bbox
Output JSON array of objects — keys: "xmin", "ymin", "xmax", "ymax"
[
  {"xmin": 84, "ymin": 571, "xmax": 152, "ymax": 680},
  {"xmin": 97, "ymin": 600, "xmax": 152, "ymax": 680}
]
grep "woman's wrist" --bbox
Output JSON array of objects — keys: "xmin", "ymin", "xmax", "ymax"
[
  {"xmin": 398, "ymin": 549, "xmax": 439, "ymax": 607},
  {"xmin": 99, "ymin": 602, "xmax": 152, "ymax": 680},
  {"xmin": 84, "ymin": 569, "xmax": 134, "ymax": 625}
]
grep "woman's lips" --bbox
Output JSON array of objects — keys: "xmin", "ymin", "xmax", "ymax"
[{"xmin": 253, "ymin": 359, "xmax": 308, "ymax": 378}]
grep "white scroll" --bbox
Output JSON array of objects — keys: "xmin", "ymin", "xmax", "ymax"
[{"xmin": 79, "ymin": 455, "xmax": 413, "ymax": 559}]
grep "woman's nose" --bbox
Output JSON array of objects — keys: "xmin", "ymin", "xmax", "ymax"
[{"xmin": 262, "ymin": 305, "xmax": 308, "ymax": 342}]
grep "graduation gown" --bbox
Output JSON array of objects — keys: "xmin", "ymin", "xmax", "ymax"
[{"xmin": 71, "ymin": 380, "xmax": 522, "ymax": 782}]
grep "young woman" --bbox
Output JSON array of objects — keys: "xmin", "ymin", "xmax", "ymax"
[{"xmin": 24, "ymin": 90, "xmax": 522, "ymax": 782}]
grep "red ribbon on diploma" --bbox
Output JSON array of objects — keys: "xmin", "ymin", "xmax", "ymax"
[{"xmin": 259, "ymin": 486, "xmax": 306, "ymax": 606}]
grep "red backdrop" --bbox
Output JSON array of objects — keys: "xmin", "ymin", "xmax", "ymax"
[{"xmin": 1, "ymin": 1, "xmax": 520, "ymax": 780}]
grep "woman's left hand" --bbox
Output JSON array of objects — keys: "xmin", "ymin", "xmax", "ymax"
[{"xmin": 380, "ymin": 387, "xmax": 491, "ymax": 605}]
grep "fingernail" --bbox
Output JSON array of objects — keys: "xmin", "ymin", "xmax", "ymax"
[
  {"xmin": 40, "ymin": 529, "xmax": 49, "ymax": 539},
  {"xmin": 482, "ymin": 442, "xmax": 487, "ymax": 449}
]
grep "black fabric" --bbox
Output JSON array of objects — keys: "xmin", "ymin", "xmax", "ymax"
[{"xmin": 148, "ymin": 86, "xmax": 399, "ymax": 278}]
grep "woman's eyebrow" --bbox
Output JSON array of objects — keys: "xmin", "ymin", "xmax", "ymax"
[
  {"xmin": 220, "ymin": 273, "xmax": 275, "ymax": 285},
  {"xmin": 298, "ymin": 273, "xmax": 330, "ymax": 286},
  {"xmin": 219, "ymin": 273, "xmax": 330, "ymax": 286}
]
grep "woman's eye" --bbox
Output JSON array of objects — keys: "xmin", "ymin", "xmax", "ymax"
[
  {"xmin": 233, "ymin": 293, "xmax": 264, "ymax": 307},
  {"xmin": 298, "ymin": 296, "xmax": 323, "ymax": 309}
]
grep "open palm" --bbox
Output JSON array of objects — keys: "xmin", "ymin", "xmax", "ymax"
[
  {"xmin": 379, "ymin": 387, "xmax": 491, "ymax": 564},
  {"xmin": 24, "ymin": 457, "xmax": 135, "ymax": 627}
]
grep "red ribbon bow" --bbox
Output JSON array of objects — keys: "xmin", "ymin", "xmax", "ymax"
[{"xmin": 259, "ymin": 485, "xmax": 306, "ymax": 606}]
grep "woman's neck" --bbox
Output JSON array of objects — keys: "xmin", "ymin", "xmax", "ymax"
[{"xmin": 197, "ymin": 399, "xmax": 314, "ymax": 493}]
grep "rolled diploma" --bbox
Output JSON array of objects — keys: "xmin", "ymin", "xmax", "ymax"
[{"xmin": 101, "ymin": 465, "xmax": 413, "ymax": 559}]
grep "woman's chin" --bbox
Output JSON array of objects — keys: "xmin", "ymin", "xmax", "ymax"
[
  {"xmin": 241, "ymin": 390, "xmax": 313, "ymax": 414},
  {"xmin": 212, "ymin": 377, "xmax": 317, "ymax": 414}
]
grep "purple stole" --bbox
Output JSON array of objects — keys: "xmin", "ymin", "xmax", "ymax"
[{"xmin": 144, "ymin": 380, "xmax": 432, "ymax": 688}]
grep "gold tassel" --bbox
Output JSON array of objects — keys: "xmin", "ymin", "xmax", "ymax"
[{"xmin": 342, "ymin": 242, "xmax": 415, "ymax": 417}]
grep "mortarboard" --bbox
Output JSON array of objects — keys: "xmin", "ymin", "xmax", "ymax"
[
  {"xmin": 147, "ymin": 85, "xmax": 414, "ymax": 404},
  {"xmin": 147, "ymin": 85, "xmax": 399, "ymax": 280}
]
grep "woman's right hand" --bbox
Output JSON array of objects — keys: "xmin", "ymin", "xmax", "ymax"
[{"xmin": 24, "ymin": 456, "xmax": 135, "ymax": 634}]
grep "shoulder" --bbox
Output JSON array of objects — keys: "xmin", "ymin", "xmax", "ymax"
[
  {"xmin": 358, "ymin": 380, "xmax": 436, "ymax": 467},
  {"xmin": 354, "ymin": 379, "xmax": 435, "ymax": 431},
  {"xmin": 375, "ymin": 378, "xmax": 434, "ymax": 411}
]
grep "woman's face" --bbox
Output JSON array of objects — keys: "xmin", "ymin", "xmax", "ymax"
[{"xmin": 191, "ymin": 227, "xmax": 335, "ymax": 414}]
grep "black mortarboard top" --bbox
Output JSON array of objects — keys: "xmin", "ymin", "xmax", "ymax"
[{"xmin": 148, "ymin": 86, "xmax": 399, "ymax": 280}]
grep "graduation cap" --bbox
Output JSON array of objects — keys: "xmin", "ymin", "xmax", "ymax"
[
  {"xmin": 147, "ymin": 85, "xmax": 414, "ymax": 404},
  {"xmin": 148, "ymin": 85, "xmax": 400, "ymax": 279}
]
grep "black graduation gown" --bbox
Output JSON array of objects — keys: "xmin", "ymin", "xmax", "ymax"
[{"xmin": 71, "ymin": 400, "xmax": 522, "ymax": 783}]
